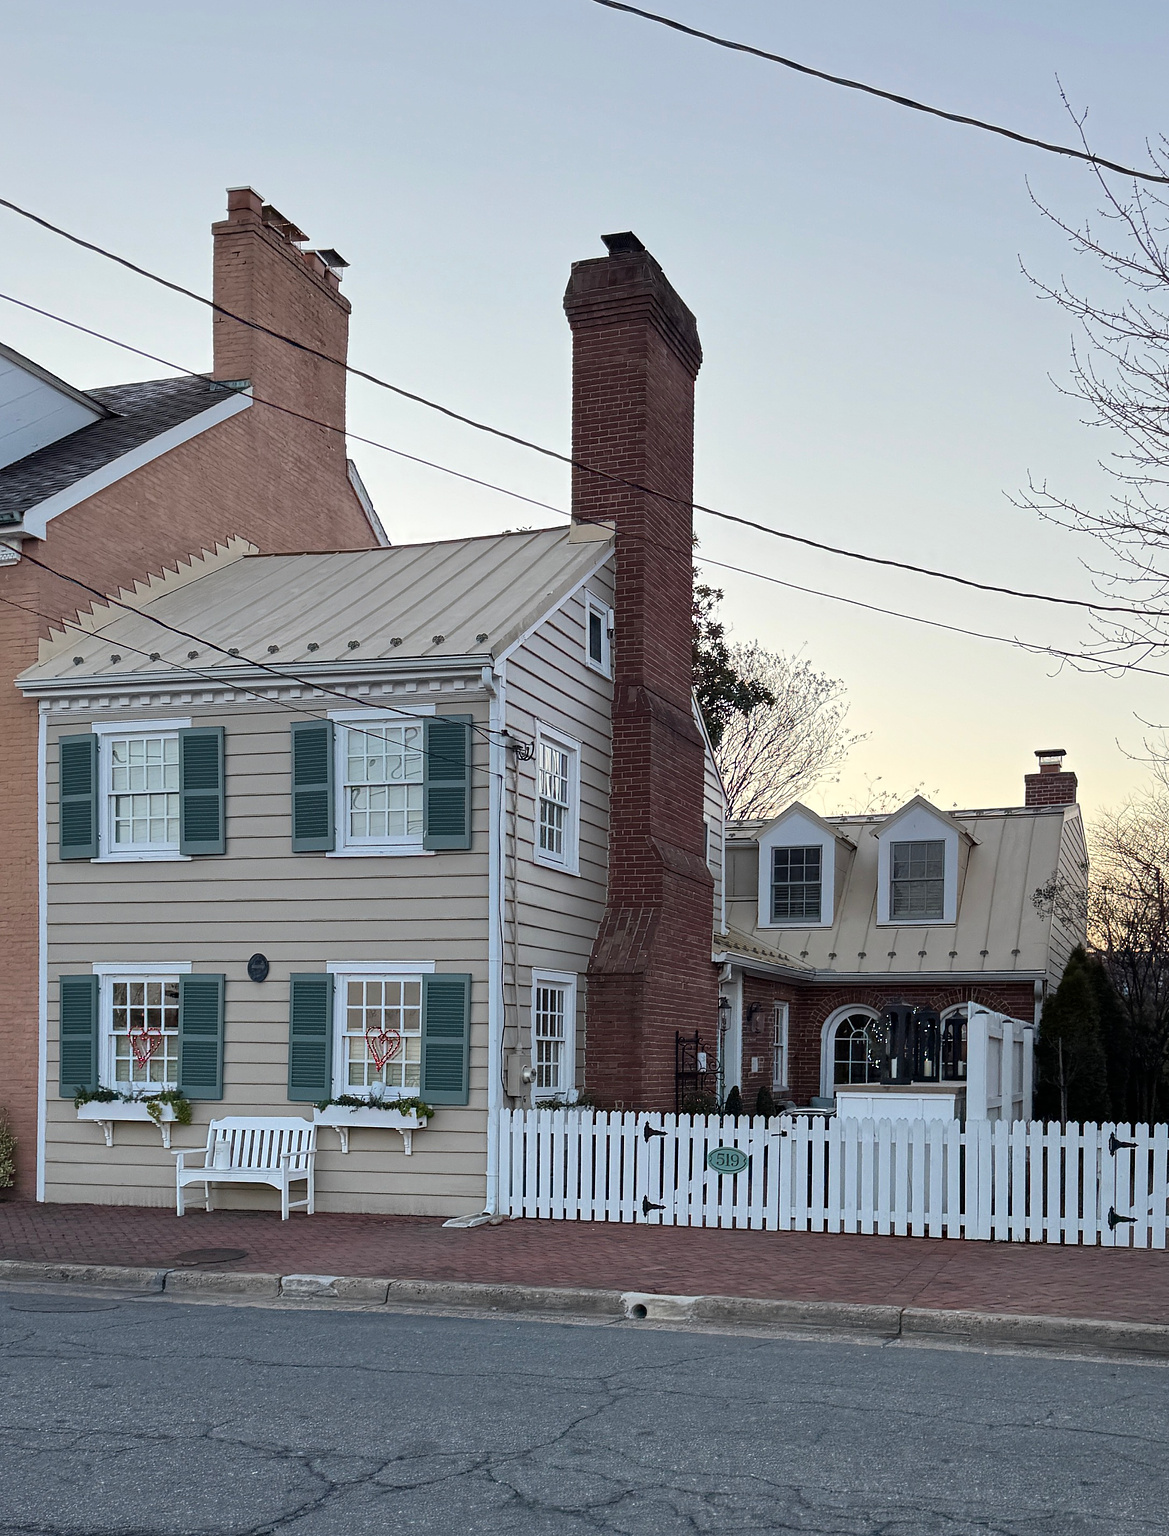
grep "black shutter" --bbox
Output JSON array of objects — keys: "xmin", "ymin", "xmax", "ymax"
[
  {"xmin": 179, "ymin": 727, "xmax": 226, "ymax": 855},
  {"xmin": 178, "ymin": 974, "xmax": 225, "ymax": 1099},
  {"xmin": 291, "ymin": 722, "xmax": 334, "ymax": 852},
  {"xmin": 423, "ymin": 716, "xmax": 472, "ymax": 851},
  {"xmin": 58, "ymin": 975, "xmax": 98, "ymax": 1096},
  {"xmin": 288, "ymin": 973, "xmax": 334, "ymax": 1102},
  {"xmin": 421, "ymin": 973, "xmax": 471, "ymax": 1105},
  {"xmin": 59, "ymin": 734, "xmax": 98, "ymax": 860}
]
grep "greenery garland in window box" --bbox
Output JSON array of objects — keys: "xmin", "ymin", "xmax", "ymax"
[
  {"xmin": 74, "ymin": 1087, "xmax": 193, "ymax": 1148},
  {"xmin": 312, "ymin": 1094, "xmax": 434, "ymax": 1155}
]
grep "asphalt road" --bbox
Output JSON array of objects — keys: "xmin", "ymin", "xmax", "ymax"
[{"xmin": 0, "ymin": 1289, "xmax": 1165, "ymax": 1535}]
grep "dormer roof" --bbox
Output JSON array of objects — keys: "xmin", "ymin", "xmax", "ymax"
[
  {"xmin": 761, "ymin": 801, "xmax": 857, "ymax": 850},
  {"xmin": 872, "ymin": 795, "xmax": 979, "ymax": 847}
]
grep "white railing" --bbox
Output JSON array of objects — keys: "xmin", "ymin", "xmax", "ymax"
[{"xmin": 497, "ymin": 1109, "xmax": 1169, "ymax": 1247}]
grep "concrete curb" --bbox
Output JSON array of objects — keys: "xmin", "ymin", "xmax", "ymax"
[{"xmin": 1, "ymin": 1258, "xmax": 1166, "ymax": 1357}]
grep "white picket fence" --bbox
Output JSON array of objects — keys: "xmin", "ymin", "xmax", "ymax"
[{"xmin": 497, "ymin": 1109, "xmax": 1169, "ymax": 1247}]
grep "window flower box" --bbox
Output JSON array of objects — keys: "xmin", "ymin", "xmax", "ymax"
[
  {"xmin": 312, "ymin": 1104, "xmax": 427, "ymax": 1155},
  {"xmin": 77, "ymin": 1099, "xmax": 180, "ymax": 1149}
]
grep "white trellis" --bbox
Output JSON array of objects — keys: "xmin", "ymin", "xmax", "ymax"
[{"xmin": 496, "ymin": 1109, "xmax": 1169, "ymax": 1247}]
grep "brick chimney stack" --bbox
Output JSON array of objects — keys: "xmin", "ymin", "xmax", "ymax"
[
  {"xmin": 564, "ymin": 232, "xmax": 716, "ymax": 1109},
  {"xmin": 211, "ymin": 187, "xmax": 350, "ymax": 482},
  {"xmin": 1025, "ymin": 748, "xmax": 1078, "ymax": 807}
]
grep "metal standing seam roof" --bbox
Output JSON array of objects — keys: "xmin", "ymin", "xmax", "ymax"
[
  {"xmin": 0, "ymin": 377, "xmax": 239, "ymax": 524},
  {"xmin": 19, "ymin": 525, "xmax": 614, "ymax": 686},
  {"xmin": 726, "ymin": 803, "xmax": 1084, "ymax": 979}
]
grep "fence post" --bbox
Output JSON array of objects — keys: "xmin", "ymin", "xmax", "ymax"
[{"xmin": 967, "ymin": 1006, "xmax": 989, "ymax": 1121}]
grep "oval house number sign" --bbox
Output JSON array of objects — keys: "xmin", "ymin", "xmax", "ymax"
[{"xmin": 706, "ymin": 1145, "xmax": 749, "ymax": 1176}]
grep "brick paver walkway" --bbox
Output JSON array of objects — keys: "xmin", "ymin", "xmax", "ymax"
[{"xmin": 2, "ymin": 1200, "xmax": 1167, "ymax": 1324}]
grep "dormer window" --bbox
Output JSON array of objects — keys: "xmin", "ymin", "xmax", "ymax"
[
  {"xmin": 771, "ymin": 846, "xmax": 822, "ymax": 922},
  {"xmin": 890, "ymin": 840, "xmax": 945, "ymax": 921}
]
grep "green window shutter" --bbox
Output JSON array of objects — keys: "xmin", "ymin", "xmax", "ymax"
[
  {"xmin": 291, "ymin": 721, "xmax": 334, "ymax": 852},
  {"xmin": 179, "ymin": 727, "xmax": 226, "ymax": 855},
  {"xmin": 58, "ymin": 734, "xmax": 98, "ymax": 860},
  {"xmin": 421, "ymin": 973, "xmax": 471, "ymax": 1105},
  {"xmin": 178, "ymin": 974, "xmax": 225, "ymax": 1100},
  {"xmin": 423, "ymin": 716, "xmax": 472, "ymax": 851},
  {"xmin": 288, "ymin": 973, "xmax": 334, "ymax": 1102},
  {"xmin": 58, "ymin": 975, "xmax": 98, "ymax": 1097}
]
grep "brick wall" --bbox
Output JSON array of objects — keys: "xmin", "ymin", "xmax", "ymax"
[
  {"xmin": 0, "ymin": 189, "xmax": 378, "ymax": 1196},
  {"xmin": 735, "ymin": 977, "xmax": 1037, "ymax": 1107},
  {"xmin": 565, "ymin": 238, "xmax": 717, "ymax": 1109}
]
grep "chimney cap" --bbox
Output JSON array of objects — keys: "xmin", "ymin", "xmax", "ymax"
[
  {"xmin": 311, "ymin": 248, "xmax": 350, "ymax": 270},
  {"xmin": 1034, "ymin": 748, "xmax": 1067, "ymax": 762},
  {"xmin": 261, "ymin": 204, "xmax": 308, "ymax": 244},
  {"xmin": 601, "ymin": 231, "xmax": 646, "ymax": 255}
]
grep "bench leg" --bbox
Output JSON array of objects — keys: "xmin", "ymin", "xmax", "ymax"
[
  {"xmin": 177, "ymin": 1175, "xmax": 185, "ymax": 1218},
  {"xmin": 281, "ymin": 1173, "xmax": 289, "ymax": 1222},
  {"xmin": 307, "ymin": 1173, "xmax": 315, "ymax": 1216}
]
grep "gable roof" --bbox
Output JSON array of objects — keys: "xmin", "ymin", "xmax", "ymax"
[
  {"xmin": 873, "ymin": 794, "xmax": 979, "ymax": 846},
  {"xmin": 0, "ymin": 375, "xmax": 247, "ymax": 531},
  {"xmin": 759, "ymin": 800, "xmax": 857, "ymax": 848},
  {"xmin": 17, "ymin": 524, "xmax": 614, "ymax": 689}
]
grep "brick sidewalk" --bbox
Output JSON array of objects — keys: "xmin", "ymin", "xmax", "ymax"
[{"xmin": 1, "ymin": 1200, "xmax": 1166, "ymax": 1323}]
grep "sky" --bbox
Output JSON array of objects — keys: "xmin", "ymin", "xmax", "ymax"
[{"xmin": 4, "ymin": 0, "xmax": 1169, "ymax": 820}]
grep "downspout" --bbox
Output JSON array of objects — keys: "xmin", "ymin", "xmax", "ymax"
[
  {"xmin": 36, "ymin": 701, "xmax": 48, "ymax": 1202},
  {"xmin": 484, "ymin": 662, "xmax": 505, "ymax": 1216}
]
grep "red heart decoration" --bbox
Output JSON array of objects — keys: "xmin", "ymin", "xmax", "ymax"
[
  {"xmin": 366, "ymin": 1027, "xmax": 402, "ymax": 1071},
  {"xmin": 129, "ymin": 1026, "xmax": 164, "ymax": 1068}
]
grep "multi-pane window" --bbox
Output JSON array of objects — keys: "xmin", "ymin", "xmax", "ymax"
[
  {"xmin": 109, "ymin": 735, "xmax": 179, "ymax": 849},
  {"xmin": 533, "ymin": 982, "xmax": 569, "ymax": 1094},
  {"xmin": 344, "ymin": 723, "xmax": 424, "ymax": 843},
  {"xmin": 109, "ymin": 977, "xmax": 180, "ymax": 1090},
  {"xmin": 771, "ymin": 846, "xmax": 822, "ymax": 921},
  {"xmin": 890, "ymin": 839, "xmax": 945, "ymax": 921},
  {"xmin": 341, "ymin": 977, "xmax": 422, "ymax": 1093},
  {"xmin": 833, "ymin": 1013, "xmax": 883, "ymax": 1086},
  {"xmin": 537, "ymin": 739, "xmax": 573, "ymax": 864},
  {"xmin": 772, "ymin": 1003, "xmax": 790, "ymax": 1091}
]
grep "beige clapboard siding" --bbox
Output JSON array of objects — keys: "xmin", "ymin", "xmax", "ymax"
[
  {"xmin": 44, "ymin": 695, "xmax": 492, "ymax": 1215},
  {"xmin": 504, "ymin": 572, "xmax": 614, "ymax": 1075}
]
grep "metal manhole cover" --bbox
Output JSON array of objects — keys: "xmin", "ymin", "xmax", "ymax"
[
  {"xmin": 9, "ymin": 1298, "xmax": 120, "ymax": 1312},
  {"xmin": 173, "ymin": 1248, "xmax": 249, "ymax": 1265}
]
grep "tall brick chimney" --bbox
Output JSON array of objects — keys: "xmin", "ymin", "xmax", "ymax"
[
  {"xmin": 1025, "ymin": 748, "xmax": 1078, "ymax": 807},
  {"xmin": 212, "ymin": 187, "xmax": 350, "ymax": 483},
  {"xmin": 565, "ymin": 232, "xmax": 717, "ymax": 1109}
]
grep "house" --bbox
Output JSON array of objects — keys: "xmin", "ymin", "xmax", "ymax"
[
  {"xmin": 17, "ymin": 232, "xmax": 723, "ymax": 1215},
  {"xmin": 0, "ymin": 187, "xmax": 386, "ymax": 1195},
  {"xmin": 716, "ymin": 752, "xmax": 1088, "ymax": 1112}
]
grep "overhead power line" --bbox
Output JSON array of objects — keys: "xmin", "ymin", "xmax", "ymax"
[
  {"xmin": 589, "ymin": 1, "xmax": 1169, "ymax": 185},
  {"xmin": 0, "ymin": 266, "xmax": 1163, "ymax": 624}
]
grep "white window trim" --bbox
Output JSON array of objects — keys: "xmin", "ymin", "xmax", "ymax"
[
  {"xmin": 92, "ymin": 717, "xmax": 192, "ymax": 863},
  {"xmin": 583, "ymin": 590, "xmax": 612, "ymax": 678},
  {"xmin": 875, "ymin": 809, "xmax": 959, "ymax": 926},
  {"xmin": 533, "ymin": 723, "xmax": 581, "ymax": 876},
  {"xmin": 327, "ymin": 706, "xmax": 435, "ymax": 860},
  {"xmin": 757, "ymin": 814, "xmax": 835, "ymax": 929},
  {"xmin": 93, "ymin": 962, "xmax": 191, "ymax": 1093},
  {"xmin": 820, "ymin": 1004, "xmax": 880, "ymax": 1099},
  {"xmin": 772, "ymin": 1002, "xmax": 790, "ymax": 1092},
  {"xmin": 530, "ymin": 969, "xmax": 578, "ymax": 1104},
  {"xmin": 329, "ymin": 963, "xmax": 431, "ymax": 1100}
]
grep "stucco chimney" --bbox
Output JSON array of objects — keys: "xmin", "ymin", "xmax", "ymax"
[
  {"xmin": 564, "ymin": 233, "xmax": 716, "ymax": 1109},
  {"xmin": 1025, "ymin": 748, "xmax": 1078, "ymax": 807},
  {"xmin": 211, "ymin": 187, "xmax": 350, "ymax": 478}
]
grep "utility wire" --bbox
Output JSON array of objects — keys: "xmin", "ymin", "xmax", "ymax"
[
  {"xmin": 1, "ymin": 276, "xmax": 1163, "ymax": 623},
  {"xmin": 6, "ymin": 287, "xmax": 1169, "ymax": 682},
  {"xmin": 589, "ymin": 1, "xmax": 1169, "ymax": 185}
]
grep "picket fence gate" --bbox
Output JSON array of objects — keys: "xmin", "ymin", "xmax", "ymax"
[{"xmin": 496, "ymin": 1109, "xmax": 1169, "ymax": 1247}]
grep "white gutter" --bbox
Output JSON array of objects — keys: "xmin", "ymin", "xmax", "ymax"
[
  {"xmin": 484, "ymin": 659, "xmax": 506, "ymax": 1215},
  {"xmin": 18, "ymin": 391, "xmax": 252, "ymax": 539},
  {"xmin": 36, "ymin": 702, "xmax": 48, "ymax": 1201}
]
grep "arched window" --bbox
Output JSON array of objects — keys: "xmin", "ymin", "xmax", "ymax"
[{"xmin": 832, "ymin": 1012, "xmax": 883, "ymax": 1086}]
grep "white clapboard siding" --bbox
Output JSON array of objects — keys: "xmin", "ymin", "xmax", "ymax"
[{"xmin": 497, "ymin": 1110, "xmax": 1169, "ymax": 1247}]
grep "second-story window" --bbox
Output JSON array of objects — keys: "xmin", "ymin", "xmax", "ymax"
[
  {"xmin": 771, "ymin": 845, "xmax": 822, "ymax": 922},
  {"xmin": 584, "ymin": 591, "xmax": 612, "ymax": 677},
  {"xmin": 108, "ymin": 734, "xmax": 180, "ymax": 851},
  {"xmin": 890, "ymin": 839, "xmax": 945, "ymax": 920},
  {"xmin": 343, "ymin": 723, "xmax": 424, "ymax": 846},
  {"xmin": 534, "ymin": 727, "xmax": 579, "ymax": 872}
]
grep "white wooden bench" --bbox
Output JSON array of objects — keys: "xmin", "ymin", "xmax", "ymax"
[{"xmin": 172, "ymin": 1117, "xmax": 317, "ymax": 1220}]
